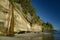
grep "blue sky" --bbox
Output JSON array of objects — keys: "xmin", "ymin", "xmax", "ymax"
[{"xmin": 31, "ymin": 0, "xmax": 60, "ymax": 30}]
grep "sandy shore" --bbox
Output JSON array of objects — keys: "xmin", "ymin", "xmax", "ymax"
[{"xmin": 0, "ymin": 33, "xmax": 42, "ymax": 40}]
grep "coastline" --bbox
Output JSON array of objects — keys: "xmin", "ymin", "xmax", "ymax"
[
  {"xmin": 0, "ymin": 31, "xmax": 60, "ymax": 40},
  {"xmin": 0, "ymin": 32, "xmax": 42, "ymax": 40}
]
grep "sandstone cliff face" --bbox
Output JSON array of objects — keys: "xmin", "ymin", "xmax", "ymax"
[
  {"xmin": 0, "ymin": 0, "xmax": 42, "ymax": 33},
  {"xmin": 31, "ymin": 24, "xmax": 42, "ymax": 32}
]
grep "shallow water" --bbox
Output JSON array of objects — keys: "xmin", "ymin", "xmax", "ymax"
[
  {"xmin": 35, "ymin": 31, "xmax": 60, "ymax": 40},
  {"xmin": 31, "ymin": 31, "xmax": 60, "ymax": 40},
  {"xmin": 54, "ymin": 31, "xmax": 60, "ymax": 40}
]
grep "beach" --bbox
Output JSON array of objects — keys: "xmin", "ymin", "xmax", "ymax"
[
  {"xmin": 0, "ymin": 31, "xmax": 60, "ymax": 40},
  {"xmin": 0, "ymin": 33, "xmax": 42, "ymax": 40}
]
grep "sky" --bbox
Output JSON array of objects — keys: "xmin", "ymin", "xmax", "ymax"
[{"xmin": 31, "ymin": 0, "xmax": 60, "ymax": 30}]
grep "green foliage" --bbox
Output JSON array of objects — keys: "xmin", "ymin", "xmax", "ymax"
[
  {"xmin": 46, "ymin": 22, "xmax": 54, "ymax": 30},
  {"xmin": 20, "ymin": 0, "xmax": 33, "ymax": 14},
  {"xmin": 8, "ymin": 0, "xmax": 43, "ymax": 25},
  {"xmin": 42, "ymin": 22, "xmax": 54, "ymax": 31},
  {"xmin": 8, "ymin": 0, "xmax": 54, "ymax": 32},
  {"xmin": 20, "ymin": 0, "xmax": 43, "ymax": 24}
]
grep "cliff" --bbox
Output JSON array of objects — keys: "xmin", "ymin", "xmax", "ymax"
[{"xmin": 0, "ymin": 0, "xmax": 43, "ymax": 34}]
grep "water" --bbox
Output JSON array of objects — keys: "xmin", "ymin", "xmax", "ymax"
[
  {"xmin": 0, "ymin": 31, "xmax": 60, "ymax": 40},
  {"xmin": 42, "ymin": 30, "xmax": 60, "ymax": 40},
  {"xmin": 54, "ymin": 31, "xmax": 60, "ymax": 40}
]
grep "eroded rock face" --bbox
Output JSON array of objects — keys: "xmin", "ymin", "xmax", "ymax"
[
  {"xmin": 14, "ymin": 8, "xmax": 31, "ymax": 32},
  {"xmin": 0, "ymin": 0, "xmax": 9, "ymax": 31},
  {"xmin": 31, "ymin": 24, "xmax": 42, "ymax": 32},
  {"xmin": 0, "ymin": 0, "xmax": 42, "ymax": 33},
  {"xmin": 0, "ymin": 0, "xmax": 31, "ymax": 32},
  {"xmin": 0, "ymin": 0, "xmax": 9, "ymax": 9}
]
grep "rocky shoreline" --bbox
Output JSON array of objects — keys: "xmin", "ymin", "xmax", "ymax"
[{"xmin": 0, "ymin": 32, "xmax": 42, "ymax": 40}]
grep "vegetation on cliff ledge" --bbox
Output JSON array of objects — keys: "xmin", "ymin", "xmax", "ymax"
[
  {"xmin": 8, "ymin": 0, "xmax": 54, "ymax": 31},
  {"xmin": 13, "ymin": 0, "xmax": 54, "ymax": 31},
  {"xmin": 0, "ymin": 0, "xmax": 54, "ymax": 35},
  {"xmin": 42, "ymin": 22, "xmax": 54, "ymax": 32},
  {"xmin": 9, "ymin": 0, "xmax": 43, "ymax": 25}
]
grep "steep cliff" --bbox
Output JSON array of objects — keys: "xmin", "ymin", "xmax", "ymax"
[{"xmin": 0, "ymin": 0, "xmax": 43, "ymax": 33}]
